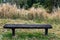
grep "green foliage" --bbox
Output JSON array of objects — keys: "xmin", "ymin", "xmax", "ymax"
[
  {"xmin": 0, "ymin": 0, "xmax": 1, "ymax": 3},
  {"xmin": 33, "ymin": 3, "xmax": 42, "ymax": 8},
  {"xmin": 14, "ymin": 0, "xmax": 53, "ymax": 12}
]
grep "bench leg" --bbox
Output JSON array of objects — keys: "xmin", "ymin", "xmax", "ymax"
[
  {"xmin": 12, "ymin": 28, "xmax": 15, "ymax": 36},
  {"xmin": 45, "ymin": 29, "xmax": 48, "ymax": 35}
]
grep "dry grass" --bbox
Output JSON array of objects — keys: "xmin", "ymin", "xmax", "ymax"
[
  {"xmin": 0, "ymin": 3, "xmax": 50, "ymax": 19},
  {"xmin": 0, "ymin": 3, "xmax": 60, "ymax": 23},
  {"xmin": 0, "ymin": 3, "xmax": 60, "ymax": 20}
]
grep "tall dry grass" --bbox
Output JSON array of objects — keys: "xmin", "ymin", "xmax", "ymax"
[{"xmin": 0, "ymin": 3, "xmax": 60, "ymax": 20}]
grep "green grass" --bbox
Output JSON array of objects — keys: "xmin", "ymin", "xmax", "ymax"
[
  {"xmin": 1, "ymin": 32, "xmax": 59, "ymax": 40},
  {"xmin": 0, "ymin": 19, "xmax": 60, "ymax": 40}
]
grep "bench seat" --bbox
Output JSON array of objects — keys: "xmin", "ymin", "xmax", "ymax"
[{"xmin": 4, "ymin": 24, "xmax": 52, "ymax": 29}]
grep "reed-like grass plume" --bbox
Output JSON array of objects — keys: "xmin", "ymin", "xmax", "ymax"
[{"xmin": 0, "ymin": 3, "xmax": 60, "ymax": 20}]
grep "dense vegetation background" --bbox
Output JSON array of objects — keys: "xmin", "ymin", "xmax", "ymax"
[{"xmin": 0, "ymin": 0, "xmax": 60, "ymax": 12}]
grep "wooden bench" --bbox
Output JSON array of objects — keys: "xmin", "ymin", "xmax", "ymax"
[{"xmin": 3, "ymin": 24, "xmax": 52, "ymax": 36}]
